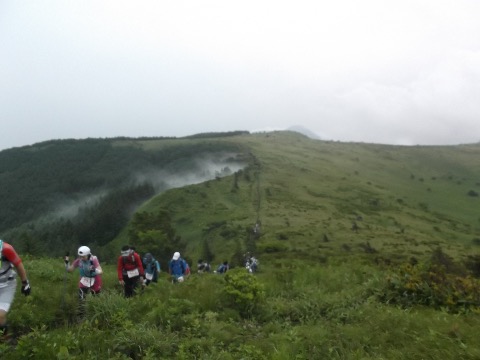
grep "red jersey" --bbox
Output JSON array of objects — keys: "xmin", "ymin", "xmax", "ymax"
[
  {"xmin": 0, "ymin": 242, "xmax": 22, "ymax": 266},
  {"xmin": 0, "ymin": 241, "xmax": 22, "ymax": 280},
  {"xmin": 117, "ymin": 252, "xmax": 144, "ymax": 280}
]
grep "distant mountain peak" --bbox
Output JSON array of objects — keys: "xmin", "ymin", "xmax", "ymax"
[{"xmin": 287, "ymin": 125, "xmax": 321, "ymax": 140}]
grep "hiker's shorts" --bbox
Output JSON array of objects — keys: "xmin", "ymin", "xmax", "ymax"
[{"xmin": 0, "ymin": 278, "xmax": 17, "ymax": 312}]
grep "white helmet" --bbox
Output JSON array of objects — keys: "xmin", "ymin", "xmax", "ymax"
[
  {"xmin": 173, "ymin": 252, "xmax": 181, "ymax": 260},
  {"xmin": 78, "ymin": 246, "xmax": 91, "ymax": 256}
]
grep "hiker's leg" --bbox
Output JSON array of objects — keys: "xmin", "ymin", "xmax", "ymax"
[
  {"xmin": 124, "ymin": 277, "xmax": 134, "ymax": 297},
  {"xmin": 131, "ymin": 276, "xmax": 140, "ymax": 295},
  {"xmin": 0, "ymin": 310, "xmax": 6, "ymax": 329},
  {"xmin": 0, "ymin": 280, "xmax": 17, "ymax": 333},
  {"xmin": 77, "ymin": 287, "xmax": 88, "ymax": 318},
  {"xmin": 78, "ymin": 287, "xmax": 88, "ymax": 300}
]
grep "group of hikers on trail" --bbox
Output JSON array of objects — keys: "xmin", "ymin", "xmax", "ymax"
[{"xmin": 0, "ymin": 238, "xmax": 259, "ymax": 336}]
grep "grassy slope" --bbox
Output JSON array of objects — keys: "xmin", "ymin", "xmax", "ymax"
[
  {"xmin": 129, "ymin": 131, "xmax": 480, "ymax": 266},
  {"xmin": 5, "ymin": 131, "xmax": 480, "ymax": 359}
]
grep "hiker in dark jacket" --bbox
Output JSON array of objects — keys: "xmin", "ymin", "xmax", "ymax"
[
  {"xmin": 142, "ymin": 253, "xmax": 161, "ymax": 285},
  {"xmin": 216, "ymin": 261, "xmax": 229, "ymax": 274},
  {"xmin": 117, "ymin": 245, "xmax": 144, "ymax": 297},
  {"xmin": 197, "ymin": 259, "xmax": 211, "ymax": 273}
]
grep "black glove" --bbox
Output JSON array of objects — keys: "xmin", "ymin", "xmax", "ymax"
[{"xmin": 21, "ymin": 280, "xmax": 31, "ymax": 296}]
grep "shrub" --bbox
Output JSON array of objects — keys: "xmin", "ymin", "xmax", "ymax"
[
  {"xmin": 223, "ymin": 269, "xmax": 265, "ymax": 318},
  {"xmin": 381, "ymin": 262, "xmax": 480, "ymax": 311}
]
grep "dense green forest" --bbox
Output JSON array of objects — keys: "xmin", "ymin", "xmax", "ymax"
[
  {"xmin": 0, "ymin": 134, "xmax": 248, "ymax": 259},
  {"xmin": 2, "ymin": 131, "xmax": 480, "ymax": 359}
]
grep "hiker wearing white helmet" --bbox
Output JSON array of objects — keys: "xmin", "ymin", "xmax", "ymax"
[
  {"xmin": 0, "ymin": 239, "xmax": 30, "ymax": 337},
  {"xmin": 66, "ymin": 246, "xmax": 103, "ymax": 300}
]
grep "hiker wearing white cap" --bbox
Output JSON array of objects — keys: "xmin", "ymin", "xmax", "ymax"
[
  {"xmin": 66, "ymin": 246, "xmax": 103, "ymax": 299},
  {"xmin": 168, "ymin": 251, "xmax": 187, "ymax": 283}
]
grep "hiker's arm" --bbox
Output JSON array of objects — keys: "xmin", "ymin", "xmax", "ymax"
[
  {"xmin": 94, "ymin": 258, "xmax": 103, "ymax": 275},
  {"xmin": 66, "ymin": 258, "xmax": 79, "ymax": 272},
  {"xmin": 14, "ymin": 261, "xmax": 28, "ymax": 283},
  {"xmin": 135, "ymin": 254, "xmax": 145, "ymax": 277}
]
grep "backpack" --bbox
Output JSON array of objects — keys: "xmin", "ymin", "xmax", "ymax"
[
  {"xmin": 80, "ymin": 257, "xmax": 97, "ymax": 278},
  {"xmin": 170, "ymin": 258, "xmax": 186, "ymax": 275},
  {"xmin": 122, "ymin": 254, "xmax": 136, "ymax": 265},
  {"xmin": 184, "ymin": 260, "xmax": 190, "ymax": 275}
]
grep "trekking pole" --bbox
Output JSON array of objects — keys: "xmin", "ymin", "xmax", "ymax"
[{"xmin": 61, "ymin": 252, "xmax": 69, "ymax": 311}]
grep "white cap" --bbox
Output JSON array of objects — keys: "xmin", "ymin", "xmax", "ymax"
[
  {"xmin": 78, "ymin": 246, "xmax": 91, "ymax": 256},
  {"xmin": 173, "ymin": 252, "xmax": 180, "ymax": 260}
]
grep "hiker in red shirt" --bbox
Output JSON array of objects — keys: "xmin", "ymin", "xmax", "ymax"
[
  {"xmin": 0, "ymin": 240, "xmax": 30, "ymax": 337},
  {"xmin": 117, "ymin": 245, "xmax": 144, "ymax": 297}
]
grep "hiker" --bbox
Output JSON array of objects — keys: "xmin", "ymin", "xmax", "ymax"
[
  {"xmin": 197, "ymin": 259, "xmax": 211, "ymax": 273},
  {"xmin": 142, "ymin": 252, "xmax": 160, "ymax": 285},
  {"xmin": 168, "ymin": 252, "xmax": 187, "ymax": 283},
  {"xmin": 117, "ymin": 245, "xmax": 145, "ymax": 297},
  {"xmin": 216, "ymin": 261, "xmax": 229, "ymax": 274},
  {"xmin": 0, "ymin": 239, "xmax": 31, "ymax": 337},
  {"xmin": 244, "ymin": 253, "xmax": 258, "ymax": 273},
  {"xmin": 66, "ymin": 246, "xmax": 103, "ymax": 299}
]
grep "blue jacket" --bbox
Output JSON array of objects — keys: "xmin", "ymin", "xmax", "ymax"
[{"xmin": 169, "ymin": 258, "xmax": 186, "ymax": 277}]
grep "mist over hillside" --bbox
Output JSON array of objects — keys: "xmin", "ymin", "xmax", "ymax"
[
  {"xmin": 133, "ymin": 152, "xmax": 246, "ymax": 191},
  {"xmin": 0, "ymin": 136, "xmax": 248, "ymax": 255},
  {"xmin": 287, "ymin": 125, "xmax": 321, "ymax": 139},
  {"xmin": 1, "ymin": 131, "xmax": 480, "ymax": 263}
]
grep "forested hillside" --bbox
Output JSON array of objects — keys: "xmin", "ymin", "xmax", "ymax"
[{"xmin": 0, "ymin": 133, "xmax": 249, "ymax": 258}]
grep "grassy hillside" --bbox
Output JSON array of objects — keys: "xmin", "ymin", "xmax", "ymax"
[
  {"xmin": 129, "ymin": 131, "xmax": 480, "ymax": 266},
  {"xmin": 2, "ymin": 131, "xmax": 480, "ymax": 359}
]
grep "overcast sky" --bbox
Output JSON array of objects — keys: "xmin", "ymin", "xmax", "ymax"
[{"xmin": 1, "ymin": 1, "xmax": 480, "ymax": 151}]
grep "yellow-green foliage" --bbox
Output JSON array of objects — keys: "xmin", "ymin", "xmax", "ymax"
[
  {"xmin": 223, "ymin": 268, "xmax": 265, "ymax": 318},
  {"xmin": 383, "ymin": 262, "xmax": 480, "ymax": 311}
]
